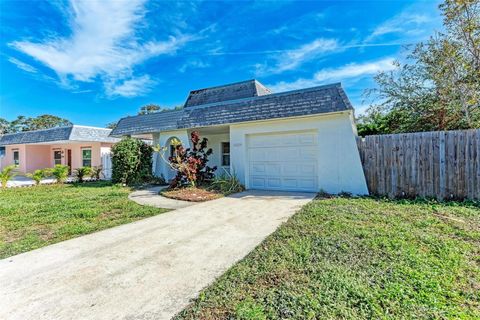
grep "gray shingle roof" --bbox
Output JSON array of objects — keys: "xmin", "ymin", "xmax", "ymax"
[
  {"xmin": 184, "ymin": 79, "xmax": 271, "ymax": 108},
  {"xmin": 0, "ymin": 126, "xmax": 120, "ymax": 146},
  {"xmin": 111, "ymin": 82, "xmax": 353, "ymax": 137}
]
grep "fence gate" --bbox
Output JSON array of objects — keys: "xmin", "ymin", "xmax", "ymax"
[{"xmin": 101, "ymin": 152, "xmax": 112, "ymax": 180}]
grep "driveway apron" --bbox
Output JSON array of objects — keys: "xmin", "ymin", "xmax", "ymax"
[{"xmin": 0, "ymin": 190, "xmax": 314, "ymax": 320}]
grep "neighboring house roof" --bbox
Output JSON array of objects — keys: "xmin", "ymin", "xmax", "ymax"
[
  {"xmin": 111, "ymin": 81, "xmax": 353, "ymax": 137},
  {"xmin": 0, "ymin": 125, "xmax": 120, "ymax": 146}
]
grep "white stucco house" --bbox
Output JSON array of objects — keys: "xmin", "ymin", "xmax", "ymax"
[{"xmin": 111, "ymin": 80, "xmax": 368, "ymax": 195}]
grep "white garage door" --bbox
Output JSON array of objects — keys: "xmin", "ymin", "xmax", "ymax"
[{"xmin": 247, "ymin": 131, "xmax": 319, "ymax": 192}]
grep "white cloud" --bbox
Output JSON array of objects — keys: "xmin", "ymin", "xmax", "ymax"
[
  {"xmin": 105, "ymin": 75, "xmax": 155, "ymax": 98},
  {"xmin": 10, "ymin": 0, "xmax": 193, "ymax": 97},
  {"xmin": 179, "ymin": 59, "xmax": 210, "ymax": 73},
  {"xmin": 365, "ymin": 4, "xmax": 436, "ymax": 43},
  {"xmin": 268, "ymin": 57, "xmax": 396, "ymax": 92},
  {"xmin": 256, "ymin": 38, "xmax": 339, "ymax": 75},
  {"xmin": 8, "ymin": 57, "xmax": 37, "ymax": 73}
]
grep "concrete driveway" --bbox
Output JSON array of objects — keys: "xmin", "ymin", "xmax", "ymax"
[{"xmin": 0, "ymin": 190, "xmax": 314, "ymax": 320}]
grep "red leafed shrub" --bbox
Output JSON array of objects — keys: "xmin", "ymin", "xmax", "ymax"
[{"xmin": 168, "ymin": 131, "xmax": 217, "ymax": 188}]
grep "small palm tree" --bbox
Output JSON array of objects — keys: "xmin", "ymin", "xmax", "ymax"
[
  {"xmin": 90, "ymin": 166, "xmax": 103, "ymax": 181},
  {"xmin": 74, "ymin": 166, "xmax": 92, "ymax": 183},
  {"xmin": 0, "ymin": 165, "xmax": 17, "ymax": 189},
  {"xmin": 26, "ymin": 169, "xmax": 46, "ymax": 186},
  {"xmin": 52, "ymin": 165, "xmax": 69, "ymax": 184}
]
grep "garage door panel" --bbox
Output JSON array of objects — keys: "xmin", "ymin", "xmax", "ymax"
[
  {"xmin": 251, "ymin": 163, "xmax": 265, "ymax": 174},
  {"xmin": 300, "ymin": 164, "xmax": 316, "ymax": 175},
  {"xmin": 250, "ymin": 149, "xmax": 267, "ymax": 161},
  {"xmin": 298, "ymin": 134, "xmax": 316, "ymax": 145},
  {"xmin": 251, "ymin": 177, "xmax": 266, "ymax": 188},
  {"xmin": 282, "ymin": 135, "xmax": 298, "ymax": 145},
  {"xmin": 267, "ymin": 178, "xmax": 282, "ymax": 188},
  {"xmin": 278, "ymin": 148, "xmax": 298, "ymax": 160},
  {"xmin": 248, "ymin": 131, "xmax": 319, "ymax": 192},
  {"xmin": 283, "ymin": 164, "xmax": 299, "ymax": 175},
  {"xmin": 300, "ymin": 148, "xmax": 318, "ymax": 160},
  {"xmin": 265, "ymin": 163, "xmax": 281, "ymax": 175},
  {"xmin": 283, "ymin": 178, "xmax": 298, "ymax": 188}
]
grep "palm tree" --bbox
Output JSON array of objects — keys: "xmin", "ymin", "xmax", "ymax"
[{"xmin": 0, "ymin": 165, "xmax": 17, "ymax": 189}]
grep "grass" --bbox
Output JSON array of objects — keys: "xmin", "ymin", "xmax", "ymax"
[
  {"xmin": 0, "ymin": 181, "xmax": 169, "ymax": 258},
  {"xmin": 176, "ymin": 197, "xmax": 480, "ymax": 319}
]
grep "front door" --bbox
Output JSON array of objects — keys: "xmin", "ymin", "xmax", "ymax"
[{"xmin": 67, "ymin": 149, "xmax": 72, "ymax": 174}]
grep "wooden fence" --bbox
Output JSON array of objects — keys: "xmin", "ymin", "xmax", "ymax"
[{"xmin": 356, "ymin": 129, "xmax": 480, "ymax": 200}]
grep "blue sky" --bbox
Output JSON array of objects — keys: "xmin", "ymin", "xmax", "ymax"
[{"xmin": 0, "ymin": 0, "xmax": 442, "ymax": 127}]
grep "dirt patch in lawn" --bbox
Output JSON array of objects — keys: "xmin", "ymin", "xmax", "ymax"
[{"xmin": 161, "ymin": 187, "xmax": 223, "ymax": 202}]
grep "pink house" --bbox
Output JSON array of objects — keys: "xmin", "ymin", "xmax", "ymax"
[{"xmin": 0, "ymin": 126, "xmax": 120, "ymax": 178}]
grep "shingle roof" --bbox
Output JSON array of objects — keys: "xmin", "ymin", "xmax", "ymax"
[
  {"xmin": 0, "ymin": 125, "xmax": 120, "ymax": 146},
  {"xmin": 184, "ymin": 79, "xmax": 271, "ymax": 108},
  {"xmin": 111, "ymin": 82, "xmax": 353, "ymax": 137}
]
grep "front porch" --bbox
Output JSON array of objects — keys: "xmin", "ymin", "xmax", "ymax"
[{"xmin": 152, "ymin": 125, "xmax": 231, "ymax": 181}]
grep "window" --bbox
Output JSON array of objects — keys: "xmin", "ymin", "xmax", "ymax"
[
  {"xmin": 13, "ymin": 150, "xmax": 19, "ymax": 167},
  {"xmin": 53, "ymin": 150, "xmax": 62, "ymax": 165},
  {"xmin": 0, "ymin": 146, "xmax": 5, "ymax": 158},
  {"xmin": 82, "ymin": 148, "xmax": 92, "ymax": 167},
  {"xmin": 221, "ymin": 142, "xmax": 230, "ymax": 166},
  {"xmin": 170, "ymin": 145, "xmax": 177, "ymax": 158}
]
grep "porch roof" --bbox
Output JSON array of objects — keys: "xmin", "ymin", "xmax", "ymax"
[
  {"xmin": 0, "ymin": 125, "xmax": 120, "ymax": 146},
  {"xmin": 110, "ymin": 82, "xmax": 353, "ymax": 137}
]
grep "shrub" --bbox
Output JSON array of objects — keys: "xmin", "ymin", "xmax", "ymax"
[
  {"xmin": 210, "ymin": 171, "xmax": 245, "ymax": 195},
  {"xmin": 111, "ymin": 137, "xmax": 153, "ymax": 185},
  {"xmin": 74, "ymin": 167, "xmax": 92, "ymax": 183},
  {"xmin": 51, "ymin": 165, "xmax": 69, "ymax": 184},
  {"xmin": 0, "ymin": 165, "xmax": 16, "ymax": 189},
  {"xmin": 162, "ymin": 131, "xmax": 217, "ymax": 188},
  {"xmin": 26, "ymin": 169, "xmax": 48, "ymax": 186},
  {"xmin": 90, "ymin": 166, "xmax": 103, "ymax": 181}
]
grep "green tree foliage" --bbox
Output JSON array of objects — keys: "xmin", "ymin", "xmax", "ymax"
[
  {"xmin": 0, "ymin": 118, "xmax": 9, "ymax": 134},
  {"xmin": 1, "ymin": 115, "xmax": 72, "ymax": 134},
  {"xmin": 111, "ymin": 137, "xmax": 153, "ymax": 185},
  {"xmin": 138, "ymin": 104, "xmax": 161, "ymax": 115},
  {"xmin": 138, "ymin": 104, "xmax": 183, "ymax": 115},
  {"xmin": 105, "ymin": 122, "xmax": 117, "ymax": 129},
  {"xmin": 359, "ymin": 0, "xmax": 480, "ymax": 136}
]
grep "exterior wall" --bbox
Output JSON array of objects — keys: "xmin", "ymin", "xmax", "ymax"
[
  {"xmin": 0, "ymin": 145, "xmax": 27, "ymax": 173},
  {"xmin": 25, "ymin": 145, "xmax": 51, "ymax": 173},
  {"xmin": 187, "ymin": 132, "xmax": 230, "ymax": 176},
  {"xmin": 230, "ymin": 112, "xmax": 369, "ymax": 195},
  {"xmin": 0, "ymin": 142, "xmax": 114, "ymax": 174},
  {"xmin": 152, "ymin": 130, "xmax": 231, "ymax": 181},
  {"xmin": 152, "ymin": 130, "xmax": 189, "ymax": 180}
]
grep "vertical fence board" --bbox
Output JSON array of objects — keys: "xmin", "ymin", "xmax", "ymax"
[{"xmin": 357, "ymin": 129, "xmax": 480, "ymax": 200}]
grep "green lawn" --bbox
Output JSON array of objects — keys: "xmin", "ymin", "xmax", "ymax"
[
  {"xmin": 0, "ymin": 181, "xmax": 168, "ymax": 258},
  {"xmin": 176, "ymin": 197, "xmax": 480, "ymax": 320}
]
